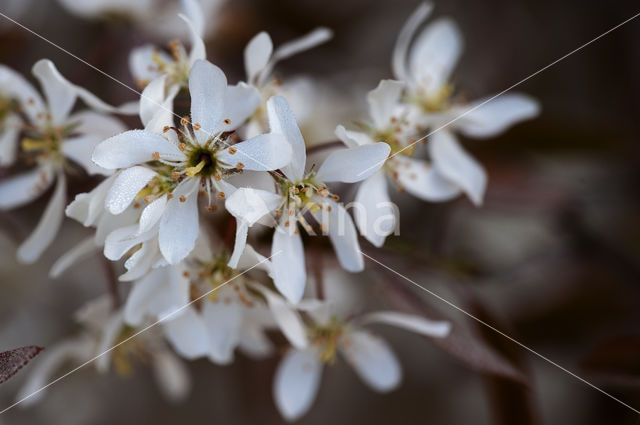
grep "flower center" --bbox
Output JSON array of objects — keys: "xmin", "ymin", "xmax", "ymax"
[
  {"xmin": 309, "ymin": 317, "xmax": 345, "ymax": 364},
  {"xmin": 410, "ymin": 83, "xmax": 453, "ymax": 113},
  {"xmin": 186, "ymin": 147, "xmax": 218, "ymax": 177},
  {"xmin": 20, "ymin": 121, "xmax": 77, "ymax": 165}
]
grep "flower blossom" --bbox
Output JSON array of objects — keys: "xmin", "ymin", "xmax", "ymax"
[
  {"xmin": 225, "ymin": 96, "xmax": 390, "ymax": 303},
  {"xmin": 0, "ymin": 59, "xmax": 136, "ymax": 262}
]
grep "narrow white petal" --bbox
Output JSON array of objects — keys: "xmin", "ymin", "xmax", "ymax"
[
  {"xmin": 219, "ymin": 133, "xmax": 291, "ymax": 171},
  {"xmin": 151, "ymin": 350, "xmax": 191, "ymax": 403},
  {"xmin": 159, "ymin": 181, "xmax": 200, "ymax": 264},
  {"xmin": 262, "ymin": 27, "xmax": 332, "ymax": 85},
  {"xmin": 428, "ymin": 131, "xmax": 487, "ymax": 205},
  {"xmin": 273, "ymin": 348, "xmax": 323, "ymax": 422},
  {"xmin": 138, "ymin": 194, "xmax": 168, "ymax": 234},
  {"xmin": 145, "ymin": 84, "xmax": 180, "ymax": 135},
  {"xmin": 355, "ymin": 311, "xmax": 451, "ymax": 337},
  {"xmin": 17, "ymin": 174, "xmax": 66, "ymax": 263},
  {"xmin": 68, "ymin": 110, "xmax": 127, "ymax": 139},
  {"xmin": 105, "ymin": 166, "xmax": 157, "ymax": 214},
  {"xmin": 408, "ymin": 18, "xmax": 462, "ymax": 96},
  {"xmin": 354, "ymin": 172, "xmax": 396, "ymax": 247},
  {"xmin": 180, "ymin": 0, "xmax": 204, "ymax": 38},
  {"xmin": 50, "ymin": 236, "xmax": 97, "ymax": 278},
  {"xmin": 215, "ymin": 83, "xmax": 261, "ymax": 133},
  {"xmin": 103, "ymin": 224, "xmax": 154, "ymax": 261},
  {"xmin": 392, "ymin": 2, "xmax": 433, "ymax": 82},
  {"xmin": 252, "ymin": 284, "xmax": 308, "ymax": 349},
  {"xmin": 95, "ymin": 311, "xmax": 124, "ymax": 373},
  {"xmin": 179, "ymin": 11, "xmax": 206, "ymax": 63},
  {"xmin": 62, "ymin": 135, "xmax": 111, "ymax": 176},
  {"xmin": 272, "ymin": 224, "xmax": 306, "ymax": 303},
  {"xmin": 267, "ymin": 96, "xmax": 306, "ymax": 181},
  {"xmin": 226, "ymin": 187, "xmax": 281, "ymax": 224},
  {"xmin": 65, "ymin": 173, "xmax": 116, "ymax": 226},
  {"xmin": 0, "ymin": 166, "xmax": 53, "ymax": 210},
  {"xmin": 189, "ymin": 60, "xmax": 226, "ymax": 141},
  {"xmin": 15, "ymin": 338, "xmax": 94, "ymax": 407},
  {"xmin": 235, "ymin": 243, "xmax": 273, "ymax": 275},
  {"xmin": 228, "ymin": 220, "xmax": 248, "ymax": 269},
  {"xmin": 455, "ymin": 94, "xmax": 540, "ymax": 139},
  {"xmin": 340, "ymin": 330, "xmax": 401, "ymax": 392},
  {"xmin": 128, "ymin": 44, "xmax": 169, "ymax": 85},
  {"xmin": 0, "ymin": 113, "xmax": 22, "ymax": 166},
  {"xmin": 393, "ymin": 155, "xmax": 462, "ymax": 202},
  {"xmin": 367, "ymin": 79, "xmax": 405, "ymax": 129},
  {"xmin": 334, "ymin": 124, "xmax": 373, "ymax": 148},
  {"xmin": 244, "ymin": 32, "xmax": 273, "ymax": 82},
  {"xmin": 32, "ymin": 59, "xmax": 76, "ymax": 124},
  {"xmin": 0, "ymin": 64, "xmax": 45, "ymax": 123},
  {"xmin": 139, "ymin": 75, "xmax": 168, "ymax": 127},
  {"xmin": 92, "ymin": 129, "xmax": 184, "ymax": 169},
  {"xmin": 316, "ymin": 143, "xmax": 390, "ymax": 183},
  {"xmin": 320, "ymin": 198, "xmax": 364, "ymax": 272},
  {"xmin": 164, "ymin": 307, "xmax": 209, "ymax": 360},
  {"xmin": 202, "ymin": 300, "xmax": 242, "ymax": 364}
]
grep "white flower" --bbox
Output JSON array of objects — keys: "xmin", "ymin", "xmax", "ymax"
[
  {"xmin": 16, "ymin": 296, "xmax": 190, "ymax": 406},
  {"xmin": 392, "ymin": 2, "xmax": 539, "ymax": 205},
  {"xmin": 336, "ymin": 79, "xmax": 462, "ymax": 247},
  {"xmin": 225, "ymin": 96, "xmax": 390, "ymax": 303},
  {"xmin": 129, "ymin": 2, "xmax": 206, "ymax": 131},
  {"xmin": 124, "ymin": 239, "xmax": 307, "ymax": 364},
  {"xmin": 0, "ymin": 60, "xmax": 135, "ymax": 262},
  {"xmin": 273, "ymin": 301, "xmax": 451, "ymax": 421},
  {"xmin": 241, "ymin": 28, "xmax": 332, "ymax": 139},
  {"xmin": 92, "ymin": 59, "xmax": 292, "ymax": 265}
]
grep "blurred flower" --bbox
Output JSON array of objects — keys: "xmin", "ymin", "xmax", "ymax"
[
  {"xmin": 0, "ymin": 59, "xmax": 135, "ymax": 262},
  {"xmin": 273, "ymin": 299, "xmax": 451, "ymax": 421}
]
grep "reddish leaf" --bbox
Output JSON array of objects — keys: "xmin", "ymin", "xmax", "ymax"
[{"xmin": 0, "ymin": 346, "xmax": 44, "ymax": 384}]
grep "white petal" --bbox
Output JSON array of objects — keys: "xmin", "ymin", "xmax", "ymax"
[
  {"xmin": 318, "ymin": 198, "xmax": 364, "ymax": 272},
  {"xmin": 17, "ymin": 174, "xmax": 66, "ymax": 263},
  {"xmin": 159, "ymin": 180, "xmax": 200, "ymax": 264},
  {"xmin": 219, "ymin": 133, "xmax": 291, "ymax": 171},
  {"xmin": 15, "ymin": 338, "xmax": 94, "ymax": 407},
  {"xmin": 0, "ymin": 113, "xmax": 22, "ymax": 166},
  {"xmin": 392, "ymin": 2, "xmax": 433, "ymax": 82},
  {"xmin": 455, "ymin": 94, "xmax": 540, "ymax": 139},
  {"xmin": 105, "ymin": 166, "xmax": 157, "ymax": 214},
  {"xmin": 69, "ymin": 110, "xmax": 128, "ymax": 139},
  {"xmin": 0, "ymin": 64, "xmax": 45, "ymax": 123},
  {"xmin": 273, "ymin": 348, "xmax": 322, "ymax": 422},
  {"xmin": 163, "ymin": 307, "xmax": 209, "ymax": 360},
  {"xmin": 267, "ymin": 96, "xmax": 306, "ymax": 181},
  {"xmin": 367, "ymin": 79, "xmax": 405, "ymax": 129},
  {"xmin": 139, "ymin": 74, "xmax": 168, "ymax": 127},
  {"xmin": 235, "ymin": 243, "xmax": 273, "ymax": 275},
  {"xmin": 202, "ymin": 300, "xmax": 242, "ymax": 364},
  {"xmin": 393, "ymin": 155, "xmax": 462, "ymax": 202},
  {"xmin": 428, "ymin": 130, "xmax": 487, "ymax": 205},
  {"xmin": 340, "ymin": 330, "xmax": 401, "ymax": 392},
  {"xmin": 252, "ymin": 284, "xmax": 308, "ymax": 349},
  {"xmin": 272, "ymin": 223, "xmax": 306, "ymax": 303},
  {"xmin": 145, "ymin": 84, "xmax": 180, "ymax": 135},
  {"xmin": 261, "ymin": 27, "xmax": 332, "ymax": 85},
  {"xmin": 0, "ymin": 166, "xmax": 53, "ymax": 210},
  {"xmin": 151, "ymin": 350, "xmax": 191, "ymax": 403},
  {"xmin": 189, "ymin": 60, "xmax": 226, "ymax": 141},
  {"xmin": 32, "ymin": 59, "xmax": 76, "ymax": 124},
  {"xmin": 216, "ymin": 83, "xmax": 261, "ymax": 133},
  {"xmin": 103, "ymin": 224, "xmax": 154, "ymax": 261},
  {"xmin": 316, "ymin": 143, "xmax": 390, "ymax": 183},
  {"xmin": 226, "ymin": 187, "xmax": 281, "ymax": 225},
  {"xmin": 334, "ymin": 124, "xmax": 373, "ymax": 148},
  {"xmin": 128, "ymin": 44, "xmax": 169, "ymax": 85},
  {"xmin": 355, "ymin": 311, "xmax": 451, "ymax": 338},
  {"xmin": 180, "ymin": 0, "xmax": 204, "ymax": 38},
  {"xmin": 179, "ymin": 12, "xmax": 206, "ymax": 64},
  {"xmin": 65, "ymin": 173, "xmax": 116, "ymax": 226},
  {"xmin": 138, "ymin": 194, "xmax": 168, "ymax": 234},
  {"xmin": 244, "ymin": 31, "xmax": 273, "ymax": 83},
  {"xmin": 408, "ymin": 18, "xmax": 462, "ymax": 96},
  {"xmin": 124, "ymin": 266, "xmax": 189, "ymax": 326},
  {"xmin": 120, "ymin": 238, "xmax": 160, "ymax": 281},
  {"xmin": 92, "ymin": 129, "xmax": 184, "ymax": 169},
  {"xmin": 354, "ymin": 171, "xmax": 396, "ymax": 247},
  {"xmin": 228, "ymin": 220, "xmax": 249, "ymax": 269},
  {"xmin": 50, "ymin": 236, "xmax": 97, "ymax": 278},
  {"xmin": 95, "ymin": 310, "xmax": 125, "ymax": 373},
  {"xmin": 62, "ymin": 135, "xmax": 111, "ymax": 176},
  {"xmin": 238, "ymin": 326, "xmax": 274, "ymax": 359}
]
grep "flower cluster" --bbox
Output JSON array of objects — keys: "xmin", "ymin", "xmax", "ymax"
[{"xmin": 0, "ymin": 1, "xmax": 538, "ymax": 421}]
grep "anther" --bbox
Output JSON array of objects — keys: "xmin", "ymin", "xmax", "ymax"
[
  {"xmin": 193, "ymin": 123, "xmax": 201, "ymax": 131},
  {"xmin": 180, "ymin": 116, "xmax": 190, "ymax": 126},
  {"xmin": 217, "ymin": 191, "xmax": 226, "ymax": 199},
  {"xmin": 152, "ymin": 152, "xmax": 160, "ymax": 160},
  {"xmin": 179, "ymin": 195, "xmax": 187, "ymax": 202},
  {"xmin": 224, "ymin": 118, "xmax": 231, "ymax": 125},
  {"xmin": 167, "ymin": 193, "xmax": 174, "ymax": 200},
  {"xmin": 228, "ymin": 147, "xmax": 237, "ymax": 155}
]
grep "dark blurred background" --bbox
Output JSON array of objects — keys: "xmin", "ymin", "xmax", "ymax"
[{"xmin": 1, "ymin": 0, "xmax": 639, "ymax": 424}]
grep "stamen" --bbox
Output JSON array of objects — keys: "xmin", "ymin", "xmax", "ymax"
[{"xmin": 185, "ymin": 159, "xmax": 206, "ymax": 177}]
